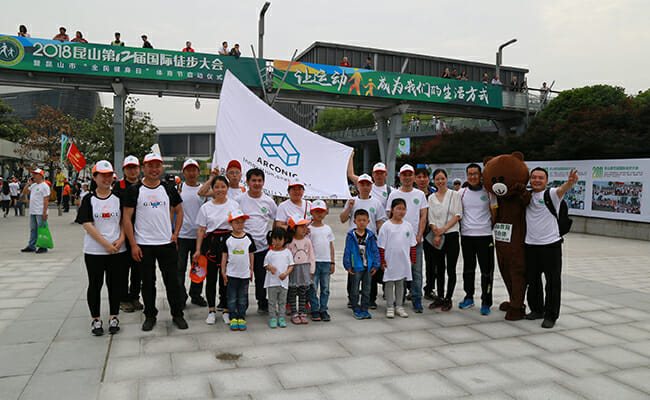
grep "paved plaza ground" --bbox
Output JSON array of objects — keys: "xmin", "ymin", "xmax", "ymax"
[{"xmin": 0, "ymin": 208, "xmax": 649, "ymax": 399}]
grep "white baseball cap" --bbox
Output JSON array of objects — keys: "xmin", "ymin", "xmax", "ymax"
[
  {"xmin": 358, "ymin": 173, "xmax": 373, "ymax": 183},
  {"xmin": 93, "ymin": 160, "xmax": 114, "ymax": 175},
  {"xmin": 228, "ymin": 209, "xmax": 250, "ymax": 222},
  {"xmin": 288, "ymin": 177, "xmax": 304, "ymax": 188},
  {"xmin": 372, "ymin": 162, "xmax": 387, "ymax": 172},
  {"xmin": 399, "ymin": 164, "xmax": 415, "ymax": 174},
  {"xmin": 288, "ymin": 214, "xmax": 310, "ymax": 228},
  {"xmin": 123, "ymin": 155, "xmax": 140, "ymax": 167},
  {"xmin": 143, "ymin": 153, "xmax": 163, "ymax": 163},
  {"xmin": 183, "ymin": 159, "xmax": 200, "ymax": 170},
  {"xmin": 30, "ymin": 168, "xmax": 45, "ymax": 176},
  {"xmin": 311, "ymin": 199, "xmax": 327, "ymax": 211}
]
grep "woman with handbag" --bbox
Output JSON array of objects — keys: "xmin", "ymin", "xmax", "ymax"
[{"xmin": 427, "ymin": 169, "xmax": 462, "ymax": 312}]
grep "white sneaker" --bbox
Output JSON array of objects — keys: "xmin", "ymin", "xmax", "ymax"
[
  {"xmin": 386, "ymin": 307, "xmax": 395, "ymax": 319},
  {"xmin": 396, "ymin": 306, "xmax": 409, "ymax": 318},
  {"xmin": 205, "ymin": 311, "xmax": 217, "ymax": 325},
  {"xmin": 222, "ymin": 312, "xmax": 230, "ymax": 324}
]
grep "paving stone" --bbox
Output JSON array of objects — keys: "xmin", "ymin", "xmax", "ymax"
[
  {"xmin": 433, "ymin": 326, "xmax": 490, "ymax": 344},
  {"xmin": 468, "ymin": 322, "xmax": 529, "ymax": 339},
  {"xmin": 19, "ymin": 368, "xmax": 101, "ymax": 400},
  {"xmin": 0, "ymin": 308, "xmax": 23, "ymax": 320},
  {"xmin": 331, "ymin": 355, "xmax": 397, "ymax": 380},
  {"xmin": 0, "ymin": 342, "xmax": 49, "ymax": 377},
  {"xmin": 507, "ymin": 383, "xmax": 583, "ymax": 400},
  {"xmin": 108, "ymin": 338, "xmax": 141, "ymax": 358},
  {"xmin": 623, "ymin": 340, "xmax": 650, "ymax": 357},
  {"xmin": 610, "ymin": 307, "xmax": 649, "ymax": 321},
  {"xmin": 538, "ymin": 350, "xmax": 615, "ymax": 377},
  {"xmin": 553, "ymin": 314, "xmax": 599, "ymax": 329},
  {"xmin": 37, "ymin": 337, "xmax": 108, "ymax": 373},
  {"xmin": 288, "ymin": 340, "xmax": 349, "ymax": 361},
  {"xmin": 209, "ymin": 367, "xmax": 280, "ymax": 395},
  {"xmin": 560, "ymin": 327, "xmax": 624, "ymax": 346},
  {"xmin": 345, "ymin": 319, "xmax": 398, "ymax": 335},
  {"xmin": 384, "ymin": 329, "xmax": 445, "ymax": 349},
  {"xmin": 428, "ymin": 311, "xmax": 480, "ymax": 327},
  {"xmin": 563, "ymin": 375, "xmax": 647, "ymax": 400},
  {"xmin": 435, "ymin": 343, "xmax": 501, "ymax": 365},
  {"xmin": 104, "ymin": 353, "xmax": 172, "ymax": 382},
  {"xmin": 337, "ymin": 335, "xmax": 399, "ymax": 356},
  {"xmin": 319, "ymin": 380, "xmax": 399, "ymax": 400},
  {"xmin": 440, "ymin": 365, "xmax": 514, "ymax": 394},
  {"xmin": 0, "ymin": 375, "xmax": 30, "ymax": 400},
  {"xmin": 608, "ymin": 367, "xmax": 650, "ymax": 393},
  {"xmin": 387, "ymin": 372, "xmax": 468, "ymax": 399},
  {"xmin": 0, "ymin": 318, "xmax": 63, "ymax": 345},
  {"xmin": 580, "ymin": 345, "xmax": 650, "ymax": 368},
  {"xmin": 384, "ymin": 348, "xmax": 456, "ymax": 373},
  {"xmin": 274, "ymin": 360, "xmax": 343, "ymax": 389},
  {"xmin": 172, "ymin": 350, "xmax": 236, "ymax": 373},
  {"xmin": 98, "ymin": 380, "xmax": 138, "ymax": 400},
  {"xmin": 142, "ymin": 335, "xmax": 198, "ymax": 353},
  {"xmin": 595, "ymin": 323, "xmax": 650, "ymax": 341},
  {"xmin": 579, "ymin": 310, "xmax": 632, "ymax": 325},
  {"xmin": 255, "ymin": 387, "xmax": 326, "ymax": 400},
  {"xmin": 493, "ymin": 357, "xmax": 566, "ymax": 383},
  {"xmin": 234, "ymin": 343, "xmax": 296, "ymax": 368},
  {"xmin": 461, "ymin": 392, "xmax": 515, "ymax": 400},
  {"xmin": 140, "ymin": 374, "xmax": 213, "ymax": 400},
  {"xmin": 521, "ymin": 332, "xmax": 587, "ymax": 352}
]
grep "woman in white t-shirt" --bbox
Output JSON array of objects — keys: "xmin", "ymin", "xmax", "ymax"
[
  {"xmin": 75, "ymin": 161, "xmax": 127, "ymax": 336},
  {"xmin": 193, "ymin": 176, "xmax": 239, "ymax": 324}
]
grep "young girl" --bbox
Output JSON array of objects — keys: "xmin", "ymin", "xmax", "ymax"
[
  {"xmin": 377, "ymin": 198, "xmax": 417, "ymax": 318},
  {"xmin": 286, "ymin": 214, "xmax": 315, "ymax": 324},
  {"xmin": 193, "ymin": 176, "xmax": 239, "ymax": 325},
  {"xmin": 264, "ymin": 227, "xmax": 295, "ymax": 328},
  {"xmin": 75, "ymin": 161, "xmax": 127, "ymax": 335}
]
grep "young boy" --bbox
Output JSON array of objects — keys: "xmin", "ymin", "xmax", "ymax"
[
  {"xmin": 308, "ymin": 200, "xmax": 335, "ymax": 321},
  {"xmin": 340, "ymin": 174, "xmax": 387, "ymax": 309},
  {"xmin": 343, "ymin": 209, "xmax": 381, "ymax": 319},
  {"xmin": 221, "ymin": 210, "xmax": 256, "ymax": 331}
]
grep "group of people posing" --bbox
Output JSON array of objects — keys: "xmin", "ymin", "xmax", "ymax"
[{"xmin": 70, "ymin": 152, "xmax": 574, "ymax": 336}]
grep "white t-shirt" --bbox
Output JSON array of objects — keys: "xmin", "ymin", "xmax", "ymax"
[
  {"xmin": 227, "ymin": 186, "xmax": 246, "ymax": 200},
  {"xmin": 124, "ymin": 182, "xmax": 182, "ymax": 246},
  {"xmin": 377, "ymin": 220, "xmax": 417, "ymax": 282},
  {"xmin": 264, "ymin": 248, "xmax": 294, "ymax": 289},
  {"xmin": 308, "ymin": 224, "xmax": 335, "ymax": 262},
  {"xmin": 344, "ymin": 196, "xmax": 388, "ymax": 234},
  {"xmin": 526, "ymin": 188, "xmax": 562, "ymax": 245},
  {"xmin": 460, "ymin": 187, "xmax": 497, "ymax": 236},
  {"xmin": 275, "ymin": 199, "xmax": 312, "ymax": 224},
  {"xmin": 428, "ymin": 190, "xmax": 463, "ymax": 234},
  {"xmin": 386, "ymin": 188, "xmax": 428, "ymax": 235},
  {"xmin": 178, "ymin": 183, "xmax": 205, "ymax": 239},
  {"xmin": 237, "ymin": 192, "xmax": 277, "ymax": 252},
  {"xmin": 371, "ymin": 183, "xmax": 392, "ymax": 209},
  {"xmin": 224, "ymin": 233, "xmax": 256, "ymax": 278},
  {"xmin": 76, "ymin": 193, "xmax": 127, "ymax": 255},
  {"xmin": 28, "ymin": 182, "xmax": 50, "ymax": 215},
  {"xmin": 196, "ymin": 198, "xmax": 239, "ymax": 232},
  {"xmin": 9, "ymin": 182, "xmax": 19, "ymax": 196}
]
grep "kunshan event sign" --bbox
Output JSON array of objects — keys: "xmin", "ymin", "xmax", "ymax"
[
  {"xmin": 0, "ymin": 35, "xmax": 261, "ymax": 86},
  {"xmin": 273, "ymin": 60, "xmax": 503, "ymax": 108}
]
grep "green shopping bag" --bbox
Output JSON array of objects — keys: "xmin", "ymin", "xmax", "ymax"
[{"xmin": 36, "ymin": 221, "xmax": 54, "ymax": 249}]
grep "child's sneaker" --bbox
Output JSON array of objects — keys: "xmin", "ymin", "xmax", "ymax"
[
  {"xmin": 386, "ymin": 307, "xmax": 395, "ymax": 319},
  {"xmin": 205, "ymin": 311, "xmax": 217, "ymax": 325},
  {"xmin": 362, "ymin": 310, "xmax": 372, "ymax": 319},
  {"xmin": 278, "ymin": 317, "xmax": 287, "ymax": 328},
  {"xmin": 108, "ymin": 317, "xmax": 120, "ymax": 334},
  {"xmin": 396, "ymin": 306, "xmax": 409, "ymax": 318},
  {"xmin": 91, "ymin": 319, "xmax": 103, "ymax": 336},
  {"xmin": 222, "ymin": 312, "xmax": 230, "ymax": 324},
  {"xmin": 353, "ymin": 308, "xmax": 364, "ymax": 320},
  {"xmin": 311, "ymin": 311, "xmax": 321, "ymax": 321},
  {"xmin": 299, "ymin": 313, "xmax": 309, "ymax": 324},
  {"xmin": 269, "ymin": 318, "xmax": 278, "ymax": 328},
  {"xmin": 321, "ymin": 311, "xmax": 331, "ymax": 321},
  {"xmin": 238, "ymin": 319, "xmax": 247, "ymax": 331},
  {"xmin": 229, "ymin": 319, "xmax": 239, "ymax": 331},
  {"xmin": 291, "ymin": 314, "xmax": 301, "ymax": 325},
  {"xmin": 459, "ymin": 298, "xmax": 474, "ymax": 309}
]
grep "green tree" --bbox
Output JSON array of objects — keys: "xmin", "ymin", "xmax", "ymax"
[
  {"xmin": 313, "ymin": 108, "xmax": 375, "ymax": 132},
  {"xmin": 536, "ymin": 84, "xmax": 627, "ymax": 122},
  {"xmin": 0, "ymin": 99, "xmax": 28, "ymax": 141},
  {"xmin": 75, "ymin": 97, "xmax": 157, "ymax": 165}
]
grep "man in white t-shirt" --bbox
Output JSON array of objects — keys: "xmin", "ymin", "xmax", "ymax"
[
  {"xmin": 20, "ymin": 168, "xmax": 50, "ymax": 253},
  {"xmin": 237, "ymin": 168, "xmax": 277, "ymax": 313},
  {"xmin": 386, "ymin": 164, "xmax": 428, "ymax": 312},
  {"xmin": 525, "ymin": 167, "xmax": 578, "ymax": 329},
  {"xmin": 459, "ymin": 163, "xmax": 498, "ymax": 315},
  {"xmin": 122, "ymin": 153, "xmax": 188, "ymax": 332},
  {"xmin": 347, "ymin": 158, "xmax": 394, "ymax": 210},
  {"xmin": 275, "ymin": 177, "xmax": 311, "ymax": 229},
  {"xmin": 197, "ymin": 160, "xmax": 246, "ymax": 200},
  {"xmin": 176, "ymin": 159, "xmax": 208, "ymax": 307}
]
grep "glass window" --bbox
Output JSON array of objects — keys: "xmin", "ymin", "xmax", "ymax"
[
  {"xmin": 158, "ymin": 134, "xmax": 188, "ymax": 156},
  {"xmin": 189, "ymin": 134, "xmax": 211, "ymax": 156}
]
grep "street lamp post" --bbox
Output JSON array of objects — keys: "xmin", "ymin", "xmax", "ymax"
[
  {"xmin": 258, "ymin": 2, "xmax": 271, "ymax": 59},
  {"xmin": 495, "ymin": 38, "xmax": 517, "ymax": 82}
]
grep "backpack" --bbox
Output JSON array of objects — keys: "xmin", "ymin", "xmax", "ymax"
[{"xmin": 544, "ymin": 189, "xmax": 572, "ymax": 236}]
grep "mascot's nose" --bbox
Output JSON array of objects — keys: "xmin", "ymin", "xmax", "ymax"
[{"xmin": 492, "ymin": 182, "xmax": 508, "ymax": 196}]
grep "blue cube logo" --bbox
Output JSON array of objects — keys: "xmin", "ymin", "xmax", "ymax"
[{"xmin": 260, "ymin": 133, "xmax": 300, "ymax": 167}]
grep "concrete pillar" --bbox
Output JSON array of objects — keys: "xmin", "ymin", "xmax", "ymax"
[
  {"xmin": 112, "ymin": 82, "xmax": 127, "ymax": 179},
  {"xmin": 373, "ymin": 104, "xmax": 408, "ymax": 187},
  {"xmin": 363, "ymin": 142, "xmax": 370, "ymax": 174}
]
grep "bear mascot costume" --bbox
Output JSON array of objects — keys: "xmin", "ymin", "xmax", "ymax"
[{"xmin": 482, "ymin": 152, "xmax": 531, "ymax": 320}]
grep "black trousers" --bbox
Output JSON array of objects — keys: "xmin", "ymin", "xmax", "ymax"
[
  {"xmin": 85, "ymin": 253, "xmax": 126, "ymax": 318},
  {"xmin": 525, "ymin": 242, "xmax": 562, "ymax": 322},
  {"xmin": 433, "ymin": 232, "xmax": 460, "ymax": 300},
  {"xmin": 461, "ymin": 235, "xmax": 495, "ymax": 307},
  {"xmin": 369, "ymin": 268, "xmax": 384, "ymax": 304},
  {"xmin": 176, "ymin": 238, "xmax": 203, "ymax": 302},
  {"xmin": 206, "ymin": 259, "xmax": 227, "ymax": 308},
  {"xmin": 122, "ymin": 242, "xmax": 141, "ymax": 302},
  {"xmin": 253, "ymin": 249, "xmax": 269, "ymax": 309},
  {"xmin": 139, "ymin": 243, "xmax": 184, "ymax": 318},
  {"xmin": 55, "ymin": 186, "xmax": 63, "ymax": 206},
  {"xmin": 423, "ymin": 239, "xmax": 436, "ymax": 295},
  {"xmin": 62, "ymin": 195, "xmax": 70, "ymax": 212}
]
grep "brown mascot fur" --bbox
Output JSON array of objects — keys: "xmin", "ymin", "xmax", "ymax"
[{"xmin": 482, "ymin": 152, "xmax": 531, "ymax": 321}]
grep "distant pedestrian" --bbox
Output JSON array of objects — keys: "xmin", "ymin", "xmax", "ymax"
[
  {"xmin": 20, "ymin": 169, "xmax": 50, "ymax": 253},
  {"xmin": 18, "ymin": 25, "xmax": 31, "ymax": 38},
  {"xmin": 229, "ymin": 43, "xmax": 241, "ymax": 58},
  {"xmin": 53, "ymin": 27, "xmax": 69, "ymax": 42},
  {"xmin": 218, "ymin": 41, "xmax": 229, "ymax": 55},
  {"xmin": 141, "ymin": 35, "xmax": 153, "ymax": 49},
  {"xmin": 182, "ymin": 41, "xmax": 195, "ymax": 52},
  {"xmin": 111, "ymin": 32, "xmax": 125, "ymax": 46},
  {"xmin": 71, "ymin": 31, "xmax": 88, "ymax": 43}
]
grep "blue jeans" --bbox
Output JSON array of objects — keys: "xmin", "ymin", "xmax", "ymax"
[
  {"xmin": 411, "ymin": 243, "xmax": 424, "ymax": 301},
  {"xmin": 226, "ymin": 276, "xmax": 249, "ymax": 320},
  {"xmin": 309, "ymin": 262, "xmax": 331, "ymax": 312},
  {"xmin": 28, "ymin": 214, "xmax": 45, "ymax": 249},
  {"xmin": 349, "ymin": 268, "xmax": 371, "ymax": 311}
]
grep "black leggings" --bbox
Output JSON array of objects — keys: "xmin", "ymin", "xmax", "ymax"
[
  {"xmin": 206, "ymin": 259, "xmax": 227, "ymax": 308},
  {"xmin": 433, "ymin": 232, "xmax": 460, "ymax": 300},
  {"xmin": 85, "ymin": 253, "xmax": 127, "ymax": 318},
  {"xmin": 461, "ymin": 235, "xmax": 495, "ymax": 306}
]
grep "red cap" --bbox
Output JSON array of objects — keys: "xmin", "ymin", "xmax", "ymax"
[{"xmin": 227, "ymin": 160, "xmax": 241, "ymax": 171}]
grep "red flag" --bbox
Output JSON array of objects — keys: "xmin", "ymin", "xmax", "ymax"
[{"xmin": 66, "ymin": 142, "xmax": 87, "ymax": 172}]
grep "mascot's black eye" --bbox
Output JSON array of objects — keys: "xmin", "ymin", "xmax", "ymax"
[
  {"xmin": 491, "ymin": 177, "xmax": 497, "ymax": 184},
  {"xmin": 498, "ymin": 176, "xmax": 505, "ymax": 183}
]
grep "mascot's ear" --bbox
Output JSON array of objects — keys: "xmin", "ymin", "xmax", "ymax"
[
  {"xmin": 483, "ymin": 156, "xmax": 494, "ymax": 165},
  {"xmin": 511, "ymin": 151, "xmax": 524, "ymax": 161}
]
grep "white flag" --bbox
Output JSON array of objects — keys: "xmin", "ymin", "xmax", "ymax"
[{"xmin": 212, "ymin": 70, "xmax": 353, "ymax": 199}]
